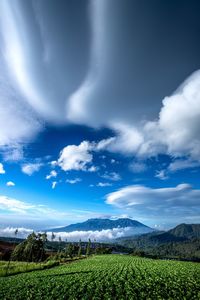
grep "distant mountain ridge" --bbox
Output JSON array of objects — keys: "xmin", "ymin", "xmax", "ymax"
[
  {"xmin": 48, "ymin": 218, "xmax": 154, "ymax": 234},
  {"xmin": 117, "ymin": 223, "xmax": 200, "ymax": 245},
  {"xmin": 168, "ymin": 223, "xmax": 200, "ymax": 239},
  {"xmin": 117, "ymin": 223, "xmax": 200, "ymax": 261}
]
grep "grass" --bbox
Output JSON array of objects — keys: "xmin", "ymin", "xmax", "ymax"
[
  {"xmin": 0, "ymin": 260, "xmax": 59, "ymax": 277},
  {"xmin": 0, "ymin": 255, "xmax": 200, "ymax": 299}
]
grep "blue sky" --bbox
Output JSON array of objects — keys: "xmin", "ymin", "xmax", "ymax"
[{"xmin": 0, "ymin": 0, "xmax": 200, "ymax": 233}]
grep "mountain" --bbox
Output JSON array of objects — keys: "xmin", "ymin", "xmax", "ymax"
[
  {"xmin": 168, "ymin": 223, "xmax": 200, "ymax": 239},
  {"xmin": 117, "ymin": 223, "xmax": 200, "ymax": 261},
  {"xmin": 48, "ymin": 218, "xmax": 154, "ymax": 234}
]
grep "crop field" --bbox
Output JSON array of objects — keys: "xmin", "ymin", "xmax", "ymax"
[{"xmin": 0, "ymin": 255, "xmax": 199, "ymax": 300}]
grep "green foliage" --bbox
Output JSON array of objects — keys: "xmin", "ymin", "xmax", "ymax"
[
  {"xmin": 86, "ymin": 239, "xmax": 91, "ymax": 256},
  {"xmin": 0, "ymin": 255, "xmax": 199, "ymax": 299},
  {"xmin": 11, "ymin": 232, "xmax": 46, "ymax": 262},
  {"xmin": 66, "ymin": 243, "xmax": 74, "ymax": 259},
  {"xmin": 0, "ymin": 260, "xmax": 59, "ymax": 277}
]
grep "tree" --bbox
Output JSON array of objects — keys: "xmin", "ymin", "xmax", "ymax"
[
  {"xmin": 58, "ymin": 236, "xmax": 62, "ymax": 252},
  {"xmin": 5, "ymin": 228, "xmax": 19, "ymax": 275},
  {"xmin": 86, "ymin": 239, "xmax": 91, "ymax": 256},
  {"xmin": 14, "ymin": 228, "xmax": 18, "ymax": 238},
  {"xmin": 12, "ymin": 232, "xmax": 46, "ymax": 262},
  {"xmin": 66, "ymin": 243, "xmax": 73, "ymax": 259},
  {"xmin": 78, "ymin": 239, "xmax": 82, "ymax": 257}
]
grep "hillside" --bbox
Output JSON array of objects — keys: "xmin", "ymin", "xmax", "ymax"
[
  {"xmin": 48, "ymin": 218, "xmax": 154, "ymax": 234},
  {"xmin": 168, "ymin": 223, "xmax": 200, "ymax": 238},
  {"xmin": 117, "ymin": 223, "xmax": 200, "ymax": 261}
]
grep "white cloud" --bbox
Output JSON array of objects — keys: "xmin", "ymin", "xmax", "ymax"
[
  {"xmin": 0, "ymin": 195, "xmax": 34, "ymax": 213},
  {"xmin": 46, "ymin": 170, "xmax": 57, "ymax": 180},
  {"xmin": 58, "ymin": 141, "xmax": 94, "ymax": 172},
  {"xmin": 168, "ymin": 159, "xmax": 200, "ymax": 172},
  {"xmin": 66, "ymin": 178, "xmax": 82, "ymax": 184},
  {"xmin": 101, "ymin": 172, "xmax": 121, "ymax": 181},
  {"xmin": 46, "ymin": 226, "xmax": 150, "ymax": 242},
  {"xmin": 155, "ymin": 170, "xmax": 168, "ymax": 180},
  {"xmin": 106, "ymin": 184, "xmax": 200, "ymax": 222},
  {"xmin": 95, "ymin": 138, "xmax": 116, "ymax": 151},
  {"xmin": 129, "ymin": 162, "xmax": 147, "ymax": 173},
  {"xmin": 0, "ymin": 49, "xmax": 42, "ymax": 154},
  {"xmin": 0, "ymin": 163, "xmax": 5, "ymax": 174},
  {"xmin": 52, "ymin": 181, "xmax": 57, "ymax": 189},
  {"xmin": 87, "ymin": 165, "xmax": 99, "ymax": 172},
  {"xmin": 97, "ymin": 182, "xmax": 112, "ymax": 187},
  {"xmin": 22, "ymin": 162, "xmax": 43, "ymax": 176},
  {"xmin": 50, "ymin": 161, "xmax": 57, "ymax": 167},
  {"xmin": 2, "ymin": 146, "xmax": 24, "ymax": 162},
  {"xmin": 6, "ymin": 181, "xmax": 15, "ymax": 187},
  {"xmin": 0, "ymin": 226, "xmax": 150, "ymax": 241},
  {"xmin": 0, "ymin": 227, "xmax": 33, "ymax": 239}
]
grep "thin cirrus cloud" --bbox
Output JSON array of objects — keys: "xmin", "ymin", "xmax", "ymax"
[
  {"xmin": 0, "ymin": 0, "xmax": 199, "ymax": 176},
  {"xmin": 101, "ymin": 172, "xmax": 121, "ymax": 181},
  {"xmin": 66, "ymin": 178, "xmax": 82, "ymax": 184},
  {"xmin": 106, "ymin": 184, "xmax": 200, "ymax": 223}
]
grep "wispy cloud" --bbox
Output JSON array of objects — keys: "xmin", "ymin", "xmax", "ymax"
[
  {"xmin": 97, "ymin": 182, "xmax": 112, "ymax": 187},
  {"xmin": 52, "ymin": 181, "xmax": 57, "ymax": 189},
  {"xmin": 155, "ymin": 170, "xmax": 168, "ymax": 180},
  {"xmin": 106, "ymin": 184, "xmax": 200, "ymax": 222},
  {"xmin": 101, "ymin": 172, "xmax": 121, "ymax": 181},
  {"xmin": 129, "ymin": 162, "xmax": 147, "ymax": 173},
  {"xmin": 66, "ymin": 178, "xmax": 82, "ymax": 184},
  {"xmin": 46, "ymin": 170, "xmax": 57, "ymax": 180}
]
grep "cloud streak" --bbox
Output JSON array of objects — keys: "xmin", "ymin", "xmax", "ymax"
[{"xmin": 106, "ymin": 183, "xmax": 200, "ymax": 222}]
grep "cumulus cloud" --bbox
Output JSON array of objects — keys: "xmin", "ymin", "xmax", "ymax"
[
  {"xmin": 0, "ymin": 163, "xmax": 5, "ymax": 174},
  {"xmin": 57, "ymin": 141, "xmax": 94, "ymax": 172},
  {"xmin": 46, "ymin": 170, "xmax": 57, "ymax": 180},
  {"xmin": 106, "ymin": 184, "xmax": 200, "ymax": 222},
  {"xmin": 22, "ymin": 162, "xmax": 43, "ymax": 176},
  {"xmin": 6, "ymin": 181, "xmax": 15, "ymax": 187}
]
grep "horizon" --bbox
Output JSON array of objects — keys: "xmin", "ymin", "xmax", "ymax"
[{"xmin": 0, "ymin": 0, "xmax": 200, "ymax": 239}]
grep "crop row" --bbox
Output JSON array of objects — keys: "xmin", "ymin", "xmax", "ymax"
[{"xmin": 0, "ymin": 255, "xmax": 199, "ymax": 299}]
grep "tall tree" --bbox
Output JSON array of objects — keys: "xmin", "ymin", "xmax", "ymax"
[{"xmin": 86, "ymin": 239, "xmax": 91, "ymax": 256}]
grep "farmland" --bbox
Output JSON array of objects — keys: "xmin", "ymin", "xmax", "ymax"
[{"xmin": 0, "ymin": 255, "xmax": 200, "ymax": 299}]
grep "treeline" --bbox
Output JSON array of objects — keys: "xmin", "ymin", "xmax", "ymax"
[
  {"xmin": 126, "ymin": 238, "xmax": 200, "ymax": 262},
  {"xmin": 0, "ymin": 233, "xmax": 118, "ymax": 263}
]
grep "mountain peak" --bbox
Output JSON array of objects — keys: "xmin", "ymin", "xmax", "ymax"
[{"xmin": 48, "ymin": 218, "xmax": 153, "ymax": 234}]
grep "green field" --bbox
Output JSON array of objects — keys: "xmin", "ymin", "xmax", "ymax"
[{"xmin": 0, "ymin": 255, "xmax": 200, "ymax": 299}]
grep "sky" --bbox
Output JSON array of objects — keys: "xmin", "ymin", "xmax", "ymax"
[{"xmin": 0, "ymin": 0, "xmax": 200, "ymax": 236}]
